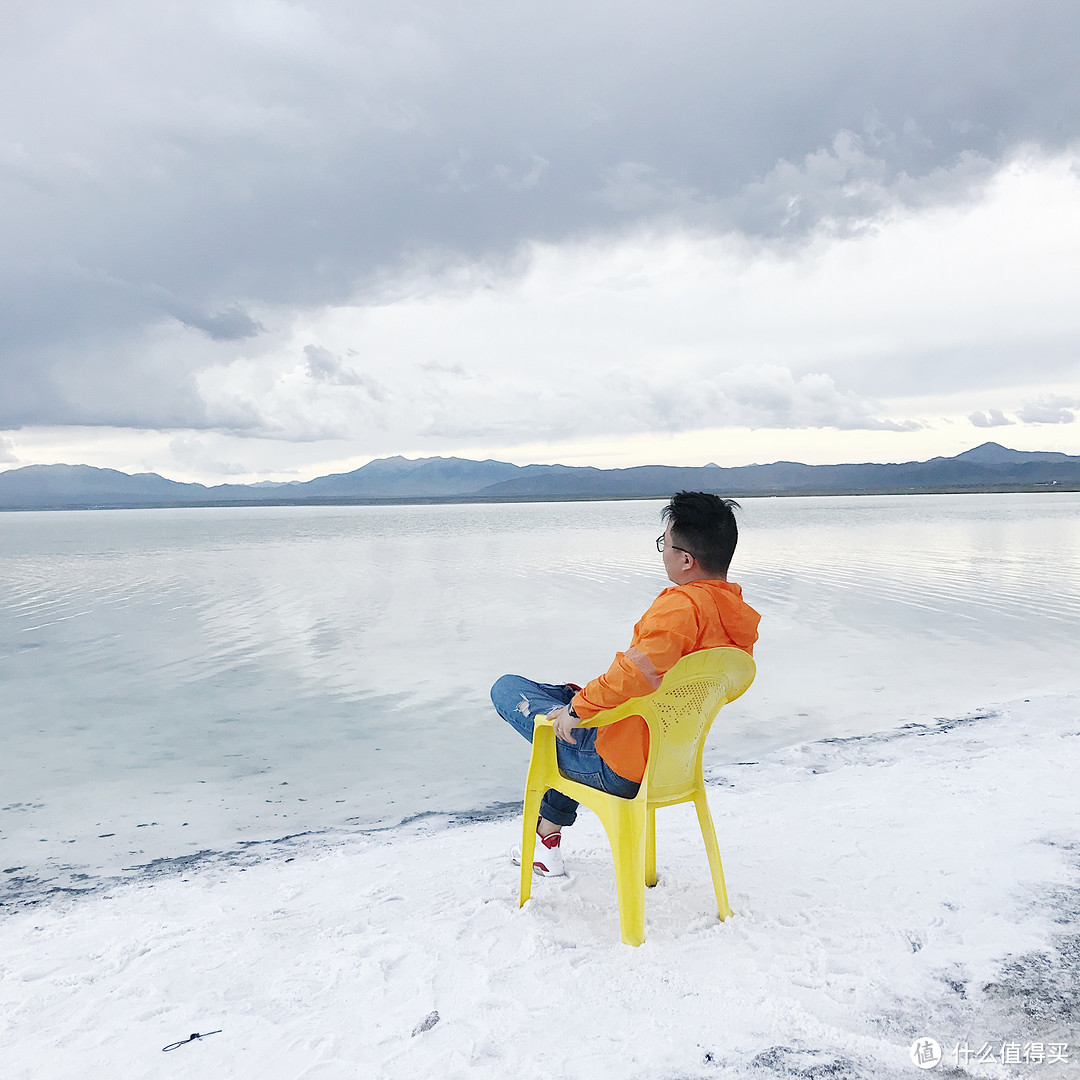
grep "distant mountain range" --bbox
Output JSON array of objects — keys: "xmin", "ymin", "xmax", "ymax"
[{"xmin": 0, "ymin": 443, "xmax": 1077, "ymax": 510}]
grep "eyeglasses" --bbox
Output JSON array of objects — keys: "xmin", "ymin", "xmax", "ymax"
[{"xmin": 656, "ymin": 533, "xmax": 694, "ymax": 557}]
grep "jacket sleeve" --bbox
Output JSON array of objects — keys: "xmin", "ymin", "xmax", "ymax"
[{"xmin": 571, "ymin": 590, "xmax": 700, "ymax": 720}]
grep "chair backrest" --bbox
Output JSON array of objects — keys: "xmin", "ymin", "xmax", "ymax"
[{"xmin": 639, "ymin": 647, "xmax": 756, "ymax": 800}]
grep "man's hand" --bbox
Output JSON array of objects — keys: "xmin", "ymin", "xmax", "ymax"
[{"xmin": 549, "ymin": 704, "xmax": 578, "ymax": 744}]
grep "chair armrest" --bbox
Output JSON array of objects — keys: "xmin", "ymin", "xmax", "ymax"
[
  {"xmin": 561, "ymin": 695, "xmax": 653, "ymax": 729},
  {"xmin": 529, "ymin": 715, "xmax": 558, "ymax": 766}
]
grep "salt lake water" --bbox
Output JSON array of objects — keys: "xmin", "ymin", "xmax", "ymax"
[{"xmin": 2, "ymin": 493, "xmax": 1079, "ymax": 903}]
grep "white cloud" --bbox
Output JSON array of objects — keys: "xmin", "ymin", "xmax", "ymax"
[
  {"xmin": 5, "ymin": 0, "xmax": 1080, "ymax": 444},
  {"xmin": 302, "ymin": 345, "xmax": 388, "ymax": 399},
  {"xmin": 714, "ymin": 131, "xmax": 999, "ymax": 239},
  {"xmin": 969, "ymin": 409, "xmax": 1014, "ymax": 428},
  {"xmin": 0, "ymin": 435, "xmax": 18, "ymax": 463},
  {"xmin": 137, "ymin": 150, "xmax": 1072, "ymax": 473},
  {"xmin": 1016, "ymin": 395, "xmax": 1078, "ymax": 424},
  {"xmin": 4, "ymin": 126, "xmax": 1080, "ymax": 478},
  {"xmin": 637, "ymin": 365, "xmax": 920, "ymax": 434}
]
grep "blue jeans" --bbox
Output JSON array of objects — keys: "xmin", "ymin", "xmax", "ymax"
[{"xmin": 491, "ymin": 674, "xmax": 640, "ymax": 828}]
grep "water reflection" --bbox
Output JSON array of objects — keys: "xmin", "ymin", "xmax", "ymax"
[{"xmin": 1, "ymin": 494, "xmax": 1077, "ymax": 896}]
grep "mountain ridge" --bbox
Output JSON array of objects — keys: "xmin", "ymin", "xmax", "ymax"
[{"xmin": 1, "ymin": 443, "xmax": 1077, "ymax": 509}]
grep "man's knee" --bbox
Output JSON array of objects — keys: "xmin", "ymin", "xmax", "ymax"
[
  {"xmin": 490, "ymin": 673, "xmax": 515, "ymax": 705},
  {"xmin": 490, "ymin": 674, "xmax": 530, "ymax": 723}
]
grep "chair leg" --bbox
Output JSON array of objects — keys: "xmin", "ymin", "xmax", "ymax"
[
  {"xmin": 598, "ymin": 799, "xmax": 647, "ymax": 946},
  {"xmin": 519, "ymin": 784, "xmax": 544, "ymax": 907},
  {"xmin": 693, "ymin": 791, "xmax": 733, "ymax": 920},
  {"xmin": 645, "ymin": 806, "xmax": 657, "ymax": 888}
]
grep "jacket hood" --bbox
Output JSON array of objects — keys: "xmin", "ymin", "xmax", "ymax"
[{"xmin": 689, "ymin": 580, "xmax": 761, "ymax": 648}]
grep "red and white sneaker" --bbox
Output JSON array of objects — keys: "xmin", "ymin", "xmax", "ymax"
[{"xmin": 511, "ymin": 830, "xmax": 565, "ymax": 877}]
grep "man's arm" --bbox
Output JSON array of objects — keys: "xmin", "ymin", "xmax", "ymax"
[{"xmin": 571, "ymin": 589, "xmax": 699, "ymax": 722}]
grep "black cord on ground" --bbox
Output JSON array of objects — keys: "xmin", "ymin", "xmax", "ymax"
[{"xmin": 162, "ymin": 1030, "xmax": 222, "ymax": 1052}]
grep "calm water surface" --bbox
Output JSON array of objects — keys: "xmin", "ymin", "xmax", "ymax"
[{"xmin": 2, "ymin": 494, "xmax": 1078, "ymax": 899}]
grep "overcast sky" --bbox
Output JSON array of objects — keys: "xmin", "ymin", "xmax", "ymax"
[{"xmin": 3, "ymin": 0, "xmax": 1079, "ymax": 482}]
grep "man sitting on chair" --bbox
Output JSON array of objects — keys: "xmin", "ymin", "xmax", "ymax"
[{"xmin": 491, "ymin": 491, "xmax": 761, "ymax": 876}]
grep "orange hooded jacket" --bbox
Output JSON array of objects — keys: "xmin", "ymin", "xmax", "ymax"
[{"xmin": 570, "ymin": 580, "xmax": 760, "ymax": 783}]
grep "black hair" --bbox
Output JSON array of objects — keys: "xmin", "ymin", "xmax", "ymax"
[{"xmin": 661, "ymin": 491, "xmax": 740, "ymax": 576}]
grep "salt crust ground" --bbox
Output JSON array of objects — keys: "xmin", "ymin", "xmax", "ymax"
[{"xmin": 2, "ymin": 696, "xmax": 1078, "ymax": 1080}]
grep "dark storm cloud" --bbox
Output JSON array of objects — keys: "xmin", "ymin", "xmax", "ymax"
[
  {"xmin": 2, "ymin": 0, "xmax": 1079, "ymax": 429},
  {"xmin": 177, "ymin": 305, "xmax": 263, "ymax": 342}
]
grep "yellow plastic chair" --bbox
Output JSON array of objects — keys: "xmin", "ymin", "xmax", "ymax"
[{"xmin": 518, "ymin": 646, "xmax": 756, "ymax": 946}]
